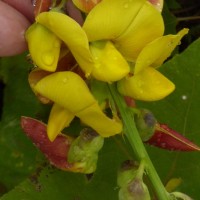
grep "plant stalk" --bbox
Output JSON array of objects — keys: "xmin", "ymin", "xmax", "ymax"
[{"xmin": 108, "ymin": 84, "xmax": 170, "ymax": 200}]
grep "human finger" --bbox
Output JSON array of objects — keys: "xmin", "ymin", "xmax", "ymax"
[
  {"xmin": 2, "ymin": 0, "xmax": 34, "ymax": 22},
  {"xmin": 0, "ymin": 1, "xmax": 31, "ymax": 56}
]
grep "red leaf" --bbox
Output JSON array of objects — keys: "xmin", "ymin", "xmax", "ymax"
[
  {"xmin": 146, "ymin": 123, "xmax": 200, "ymax": 151},
  {"xmin": 21, "ymin": 116, "xmax": 75, "ymax": 170},
  {"xmin": 33, "ymin": 0, "xmax": 52, "ymax": 17}
]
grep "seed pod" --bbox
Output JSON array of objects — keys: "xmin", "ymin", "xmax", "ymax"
[
  {"xmin": 135, "ymin": 109, "xmax": 157, "ymax": 142},
  {"xmin": 67, "ymin": 128, "xmax": 104, "ymax": 174}
]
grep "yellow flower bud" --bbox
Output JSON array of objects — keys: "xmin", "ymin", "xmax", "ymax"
[
  {"xmin": 90, "ymin": 41, "xmax": 130, "ymax": 82},
  {"xmin": 25, "ymin": 23, "xmax": 61, "ymax": 72}
]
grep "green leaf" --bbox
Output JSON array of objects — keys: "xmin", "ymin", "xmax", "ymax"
[
  {"xmin": 138, "ymin": 38, "xmax": 200, "ymax": 199},
  {"xmin": 162, "ymin": 3, "xmax": 177, "ymax": 35},
  {"xmin": 0, "ymin": 54, "xmax": 48, "ymax": 192},
  {"xmin": 165, "ymin": 0, "xmax": 181, "ymax": 9},
  {"xmin": 0, "ymin": 137, "xmax": 131, "ymax": 200}
]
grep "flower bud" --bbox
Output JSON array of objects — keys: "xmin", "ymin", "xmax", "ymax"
[
  {"xmin": 117, "ymin": 160, "xmax": 150, "ymax": 200},
  {"xmin": 170, "ymin": 192, "xmax": 193, "ymax": 200},
  {"xmin": 135, "ymin": 109, "xmax": 157, "ymax": 142},
  {"xmin": 119, "ymin": 179, "xmax": 150, "ymax": 200},
  {"xmin": 117, "ymin": 160, "xmax": 139, "ymax": 188},
  {"xmin": 67, "ymin": 128, "xmax": 104, "ymax": 174},
  {"xmin": 25, "ymin": 23, "xmax": 61, "ymax": 72},
  {"xmin": 89, "ymin": 40, "xmax": 130, "ymax": 82}
]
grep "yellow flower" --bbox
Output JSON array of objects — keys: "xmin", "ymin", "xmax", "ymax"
[
  {"xmin": 34, "ymin": 71, "xmax": 123, "ymax": 141},
  {"xmin": 117, "ymin": 29, "xmax": 189, "ymax": 101},
  {"xmin": 34, "ymin": 0, "xmax": 164, "ymax": 81},
  {"xmin": 25, "ymin": 0, "xmax": 188, "ymax": 142},
  {"xmin": 82, "ymin": 0, "xmax": 164, "ymax": 61}
]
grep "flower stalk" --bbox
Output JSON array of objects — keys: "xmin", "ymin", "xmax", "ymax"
[{"xmin": 108, "ymin": 83, "xmax": 170, "ymax": 200}]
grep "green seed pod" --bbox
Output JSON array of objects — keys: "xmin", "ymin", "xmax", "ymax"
[
  {"xmin": 67, "ymin": 128, "xmax": 104, "ymax": 174},
  {"xmin": 118, "ymin": 160, "xmax": 150, "ymax": 200},
  {"xmin": 135, "ymin": 109, "xmax": 157, "ymax": 141}
]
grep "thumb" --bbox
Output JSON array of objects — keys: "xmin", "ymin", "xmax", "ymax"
[{"xmin": 0, "ymin": 1, "xmax": 30, "ymax": 57}]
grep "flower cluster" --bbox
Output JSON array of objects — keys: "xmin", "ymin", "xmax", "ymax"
[{"xmin": 25, "ymin": 0, "xmax": 188, "ymax": 142}]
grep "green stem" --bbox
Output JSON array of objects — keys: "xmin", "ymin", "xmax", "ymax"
[
  {"xmin": 177, "ymin": 16, "xmax": 200, "ymax": 22},
  {"xmin": 108, "ymin": 84, "xmax": 170, "ymax": 200}
]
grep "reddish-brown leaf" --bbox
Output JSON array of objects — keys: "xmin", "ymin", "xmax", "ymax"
[
  {"xmin": 146, "ymin": 123, "xmax": 200, "ymax": 151},
  {"xmin": 21, "ymin": 116, "xmax": 75, "ymax": 170}
]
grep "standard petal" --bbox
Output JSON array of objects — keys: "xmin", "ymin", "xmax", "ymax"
[
  {"xmin": 25, "ymin": 23, "xmax": 61, "ymax": 72},
  {"xmin": 72, "ymin": 0, "xmax": 102, "ymax": 13},
  {"xmin": 34, "ymin": 71, "xmax": 96, "ymax": 113},
  {"xmin": 114, "ymin": 1, "xmax": 164, "ymax": 61},
  {"xmin": 90, "ymin": 41, "xmax": 130, "ymax": 82},
  {"xmin": 134, "ymin": 28, "xmax": 189, "ymax": 74},
  {"xmin": 83, "ymin": 0, "xmax": 145, "ymax": 41},
  {"xmin": 117, "ymin": 67, "xmax": 175, "ymax": 101},
  {"xmin": 47, "ymin": 103, "xmax": 75, "ymax": 141},
  {"xmin": 36, "ymin": 12, "xmax": 94, "ymax": 76}
]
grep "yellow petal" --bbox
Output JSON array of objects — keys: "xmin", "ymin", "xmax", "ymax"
[
  {"xmin": 34, "ymin": 71, "xmax": 122, "ymax": 137},
  {"xmin": 25, "ymin": 23, "xmax": 61, "ymax": 72},
  {"xmin": 77, "ymin": 103, "xmax": 122, "ymax": 137},
  {"xmin": 47, "ymin": 103, "xmax": 75, "ymax": 141},
  {"xmin": 34, "ymin": 71, "xmax": 96, "ymax": 113},
  {"xmin": 117, "ymin": 67, "xmax": 175, "ymax": 101},
  {"xmin": 28, "ymin": 68, "xmax": 52, "ymax": 104},
  {"xmin": 72, "ymin": 0, "xmax": 102, "ymax": 13},
  {"xmin": 83, "ymin": 0, "xmax": 145, "ymax": 41},
  {"xmin": 135, "ymin": 28, "xmax": 189, "ymax": 74},
  {"xmin": 36, "ymin": 12, "xmax": 94, "ymax": 76},
  {"xmin": 90, "ymin": 41, "xmax": 130, "ymax": 82},
  {"xmin": 114, "ymin": 1, "xmax": 164, "ymax": 61}
]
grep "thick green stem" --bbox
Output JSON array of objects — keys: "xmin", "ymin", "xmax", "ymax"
[{"xmin": 108, "ymin": 84, "xmax": 170, "ymax": 200}]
